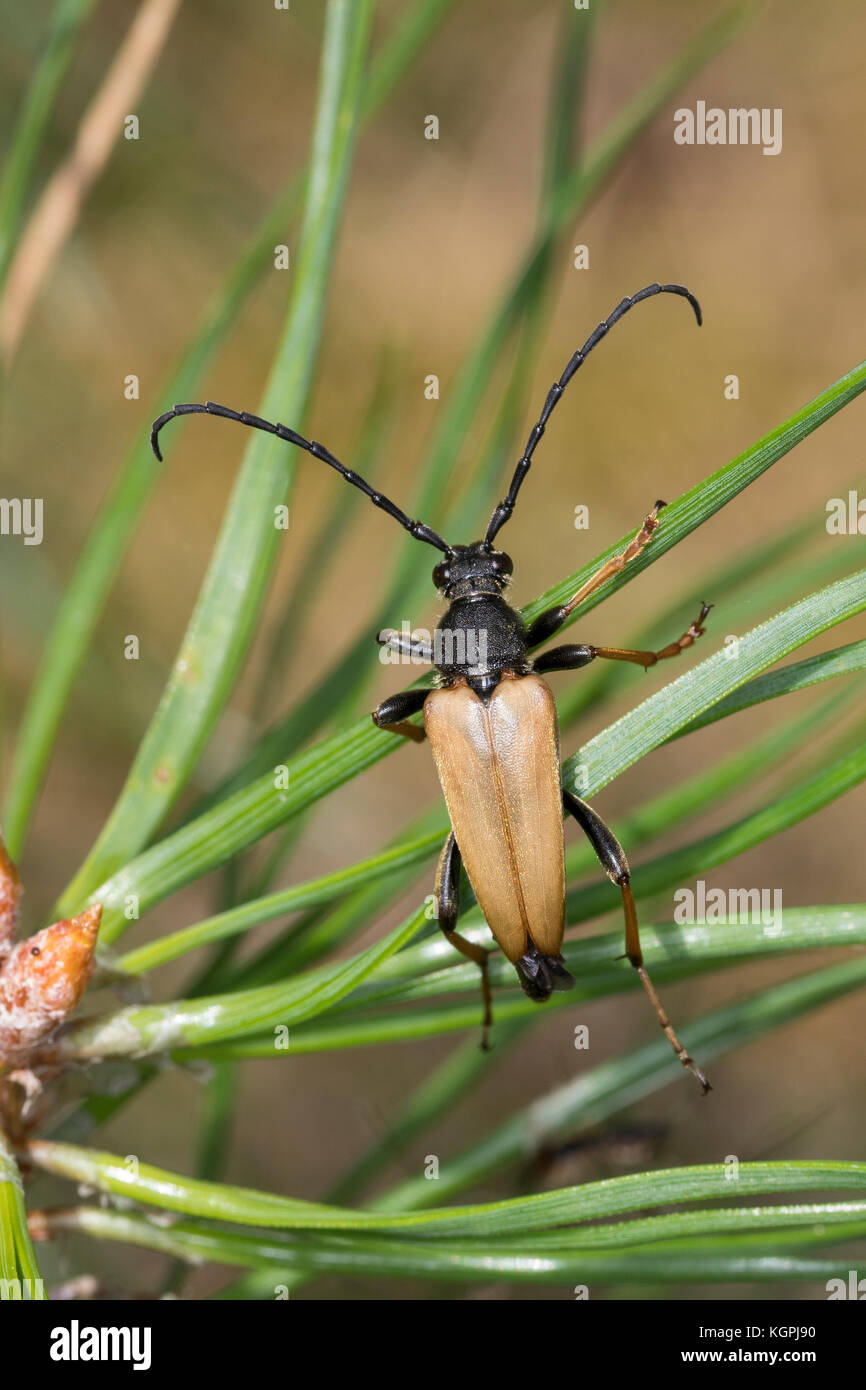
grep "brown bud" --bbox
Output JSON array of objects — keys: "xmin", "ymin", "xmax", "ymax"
[
  {"xmin": 0, "ymin": 838, "xmax": 22, "ymax": 964},
  {"xmin": 0, "ymin": 905, "xmax": 101, "ymax": 1070}
]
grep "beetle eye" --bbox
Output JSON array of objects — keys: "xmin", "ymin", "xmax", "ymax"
[
  {"xmin": 494, "ymin": 552, "xmax": 513, "ymax": 576},
  {"xmin": 433, "ymin": 563, "xmax": 450, "ymax": 589}
]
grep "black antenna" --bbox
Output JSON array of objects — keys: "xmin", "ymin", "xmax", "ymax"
[
  {"xmin": 484, "ymin": 283, "xmax": 702, "ymax": 546},
  {"xmin": 150, "ymin": 401, "xmax": 451, "ymax": 554}
]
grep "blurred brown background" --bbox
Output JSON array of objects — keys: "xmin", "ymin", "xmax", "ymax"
[{"xmin": 2, "ymin": 0, "xmax": 865, "ymax": 1298}]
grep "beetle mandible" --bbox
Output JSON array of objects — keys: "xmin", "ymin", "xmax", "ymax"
[{"xmin": 151, "ymin": 281, "xmax": 713, "ymax": 1092}]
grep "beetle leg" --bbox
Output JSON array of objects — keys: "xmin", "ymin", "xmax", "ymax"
[
  {"xmin": 372, "ymin": 687, "xmax": 428, "ymax": 743},
  {"xmin": 526, "ymin": 501, "xmax": 665, "ymax": 647},
  {"xmin": 532, "ymin": 643, "xmax": 597, "ymax": 674},
  {"xmin": 562, "ymin": 789, "xmax": 711, "ymax": 1094},
  {"xmin": 436, "ymin": 832, "xmax": 493, "ymax": 1051},
  {"xmin": 580, "ymin": 602, "xmax": 714, "ymax": 670},
  {"xmin": 533, "ymin": 603, "xmax": 711, "ymax": 673}
]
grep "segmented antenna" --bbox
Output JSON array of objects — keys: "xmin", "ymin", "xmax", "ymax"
[
  {"xmin": 485, "ymin": 283, "xmax": 702, "ymax": 546},
  {"xmin": 150, "ymin": 401, "xmax": 451, "ymax": 553}
]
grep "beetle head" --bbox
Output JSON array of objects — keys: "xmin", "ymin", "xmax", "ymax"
[{"xmin": 432, "ymin": 541, "xmax": 513, "ymax": 598}]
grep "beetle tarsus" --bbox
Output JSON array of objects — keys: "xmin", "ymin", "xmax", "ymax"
[
  {"xmin": 635, "ymin": 960, "xmax": 712, "ymax": 1096},
  {"xmin": 525, "ymin": 498, "xmax": 669, "ymax": 648}
]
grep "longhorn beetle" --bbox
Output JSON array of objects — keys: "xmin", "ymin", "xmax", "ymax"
[{"xmin": 152, "ymin": 282, "xmax": 713, "ymax": 1092}]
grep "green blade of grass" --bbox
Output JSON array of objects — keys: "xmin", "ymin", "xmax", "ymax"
[
  {"xmin": 40, "ymin": 906, "xmax": 430, "ymax": 1064},
  {"xmin": 35, "ymin": 1201, "xmax": 866, "ymax": 1285},
  {"xmin": 673, "ymin": 637, "xmax": 866, "ymax": 740},
  {"xmin": 200, "ymin": 1248, "xmax": 855, "ymax": 1289},
  {"xmin": 0, "ymin": 0, "xmax": 97, "ymax": 291},
  {"xmin": 0, "ymin": 1127, "xmax": 45, "ymax": 1298},
  {"xmin": 199, "ymin": 1247, "xmax": 855, "ymax": 1289},
  {"xmin": 23, "ymin": 1142, "xmax": 866, "ymax": 1238},
  {"xmin": 190, "ymin": 906, "xmax": 866, "ymax": 1055},
  {"xmin": 47, "ymin": 903, "xmax": 866, "ymax": 1063},
  {"xmin": 517, "ymin": 1203, "xmax": 866, "ymax": 1252},
  {"xmin": 113, "ymin": 828, "xmax": 444, "ymax": 974},
  {"xmin": 204, "ymin": 354, "xmax": 400, "ymax": 978},
  {"xmin": 55, "ymin": 0, "xmax": 375, "ymax": 911}
]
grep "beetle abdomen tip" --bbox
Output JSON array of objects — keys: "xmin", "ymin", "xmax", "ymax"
[{"xmin": 515, "ymin": 945, "xmax": 575, "ymax": 1003}]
